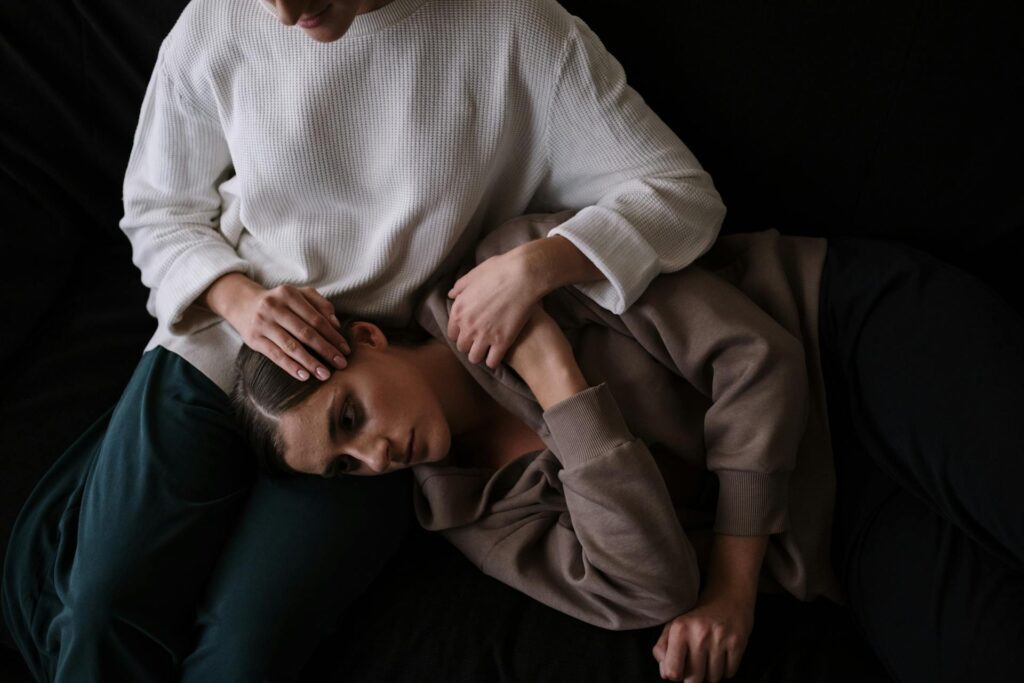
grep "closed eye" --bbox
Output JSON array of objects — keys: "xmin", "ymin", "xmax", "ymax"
[
  {"xmin": 324, "ymin": 454, "xmax": 358, "ymax": 478},
  {"xmin": 324, "ymin": 397, "xmax": 363, "ymax": 477}
]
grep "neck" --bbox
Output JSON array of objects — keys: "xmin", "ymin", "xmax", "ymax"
[{"xmin": 392, "ymin": 340, "xmax": 503, "ymax": 436}]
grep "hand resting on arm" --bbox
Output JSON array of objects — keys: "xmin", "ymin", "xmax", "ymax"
[{"xmin": 448, "ymin": 225, "xmax": 604, "ymax": 371}]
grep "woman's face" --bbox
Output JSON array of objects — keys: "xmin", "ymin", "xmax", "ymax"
[
  {"xmin": 276, "ymin": 323, "xmax": 452, "ymax": 477},
  {"xmin": 260, "ymin": 1, "xmax": 390, "ymax": 43}
]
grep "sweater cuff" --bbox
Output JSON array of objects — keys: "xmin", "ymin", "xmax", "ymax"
[
  {"xmin": 155, "ymin": 242, "xmax": 251, "ymax": 334},
  {"xmin": 547, "ymin": 207, "xmax": 660, "ymax": 315},
  {"xmin": 542, "ymin": 383, "xmax": 635, "ymax": 469},
  {"xmin": 712, "ymin": 470, "xmax": 791, "ymax": 536}
]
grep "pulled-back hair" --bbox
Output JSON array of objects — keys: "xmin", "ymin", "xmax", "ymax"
[{"xmin": 231, "ymin": 315, "xmax": 431, "ymax": 477}]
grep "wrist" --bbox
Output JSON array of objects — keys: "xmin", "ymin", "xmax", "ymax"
[
  {"xmin": 518, "ymin": 235, "xmax": 603, "ymax": 296},
  {"xmin": 201, "ymin": 272, "xmax": 261, "ymax": 320},
  {"xmin": 526, "ymin": 361, "xmax": 589, "ymax": 411},
  {"xmin": 702, "ymin": 533, "xmax": 768, "ymax": 606}
]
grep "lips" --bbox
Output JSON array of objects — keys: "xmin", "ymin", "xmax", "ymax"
[{"xmin": 297, "ymin": 4, "xmax": 330, "ymax": 28}]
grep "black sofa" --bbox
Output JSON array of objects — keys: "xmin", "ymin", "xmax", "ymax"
[{"xmin": 3, "ymin": 1, "xmax": 1022, "ymax": 681}]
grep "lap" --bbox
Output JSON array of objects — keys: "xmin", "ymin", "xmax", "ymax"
[
  {"xmin": 182, "ymin": 470, "xmax": 412, "ymax": 682},
  {"xmin": 4, "ymin": 347, "xmax": 413, "ymax": 681}
]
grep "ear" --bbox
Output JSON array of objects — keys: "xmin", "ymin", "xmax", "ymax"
[{"xmin": 349, "ymin": 321, "xmax": 389, "ymax": 350}]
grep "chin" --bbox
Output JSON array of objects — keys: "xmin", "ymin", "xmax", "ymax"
[{"xmin": 303, "ymin": 26, "xmax": 349, "ymax": 42}]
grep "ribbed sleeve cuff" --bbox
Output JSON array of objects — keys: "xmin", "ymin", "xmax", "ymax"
[
  {"xmin": 542, "ymin": 383, "xmax": 635, "ymax": 469},
  {"xmin": 155, "ymin": 242, "xmax": 251, "ymax": 333},
  {"xmin": 712, "ymin": 470, "xmax": 791, "ymax": 536},
  {"xmin": 547, "ymin": 207, "xmax": 660, "ymax": 315}
]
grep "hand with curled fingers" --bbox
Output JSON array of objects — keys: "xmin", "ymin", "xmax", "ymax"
[
  {"xmin": 203, "ymin": 272, "xmax": 350, "ymax": 381},
  {"xmin": 652, "ymin": 590, "xmax": 754, "ymax": 683},
  {"xmin": 447, "ymin": 247, "xmax": 546, "ymax": 370}
]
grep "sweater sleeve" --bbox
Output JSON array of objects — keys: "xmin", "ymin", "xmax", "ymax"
[
  {"xmin": 607, "ymin": 266, "xmax": 810, "ymax": 536},
  {"xmin": 466, "ymin": 383, "xmax": 700, "ymax": 631},
  {"xmin": 119, "ymin": 45, "xmax": 251, "ymax": 334},
  {"xmin": 534, "ymin": 13, "xmax": 727, "ymax": 314}
]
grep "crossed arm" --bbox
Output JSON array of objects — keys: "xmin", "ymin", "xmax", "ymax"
[{"xmin": 504, "ymin": 298, "xmax": 776, "ymax": 683}]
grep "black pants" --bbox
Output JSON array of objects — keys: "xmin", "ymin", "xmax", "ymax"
[
  {"xmin": 819, "ymin": 237, "xmax": 1024, "ymax": 683},
  {"xmin": 2, "ymin": 349, "xmax": 412, "ymax": 682}
]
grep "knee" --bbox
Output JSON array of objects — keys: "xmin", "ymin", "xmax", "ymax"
[{"xmin": 181, "ymin": 624, "xmax": 276, "ymax": 683}]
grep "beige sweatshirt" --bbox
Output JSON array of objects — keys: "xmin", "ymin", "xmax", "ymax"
[{"xmin": 410, "ymin": 213, "xmax": 841, "ymax": 631}]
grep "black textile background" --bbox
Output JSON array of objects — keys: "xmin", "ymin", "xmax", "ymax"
[{"xmin": 2, "ymin": 0, "xmax": 1022, "ymax": 680}]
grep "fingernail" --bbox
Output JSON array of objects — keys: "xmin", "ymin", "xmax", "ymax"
[
  {"xmin": 316, "ymin": 366, "xmax": 329, "ymax": 380},
  {"xmin": 333, "ymin": 355, "xmax": 346, "ymax": 368},
  {"xmin": 297, "ymin": 369, "xmax": 310, "ymax": 380},
  {"xmin": 330, "ymin": 314, "xmax": 341, "ymax": 327}
]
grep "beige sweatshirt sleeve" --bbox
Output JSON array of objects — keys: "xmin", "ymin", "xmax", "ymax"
[
  {"xmin": 609, "ymin": 266, "xmax": 811, "ymax": 536},
  {"xmin": 457, "ymin": 383, "xmax": 700, "ymax": 631}
]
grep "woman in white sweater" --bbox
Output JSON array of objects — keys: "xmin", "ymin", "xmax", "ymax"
[{"xmin": 3, "ymin": 1, "xmax": 726, "ymax": 680}]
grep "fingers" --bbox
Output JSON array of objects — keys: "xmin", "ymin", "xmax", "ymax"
[
  {"xmin": 485, "ymin": 343, "xmax": 507, "ymax": 369},
  {"xmin": 661, "ymin": 637, "xmax": 688, "ymax": 682},
  {"xmin": 285, "ymin": 289, "xmax": 349, "ymax": 366},
  {"xmin": 250, "ymin": 336, "xmax": 310, "ymax": 381},
  {"xmin": 447, "ymin": 277, "xmax": 464, "ymax": 299},
  {"xmin": 300, "ymin": 287, "xmax": 343, "ymax": 329},
  {"xmin": 653, "ymin": 623, "xmax": 670, "ymax": 663},
  {"xmin": 467, "ymin": 338, "xmax": 489, "ymax": 365},
  {"xmin": 706, "ymin": 645, "xmax": 727, "ymax": 683},
  {"xmin": 655, "ymin": 620, "xmax": 686, "ymax": 681},
  {"xmin": 724, "ymin": 637, "xmax": 745, "ymax": 679},
  {"xmin": 682, "ymin": 642, "xmax": 706, "ymax": 683},
  {"xmin": 249, "ymin": 286, "xmax": 352, "ymax": 381},
  {"xmin": 265, "ymin": 322, "xmax": 332, "ymax": 380}
]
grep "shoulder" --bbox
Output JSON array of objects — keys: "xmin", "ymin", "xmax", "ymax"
[
  {"xmin": 155, "ymin": 0, "xmax": 258, "ymax": 109},
  {"xmin": 161, "ymin": 0, "xmax": 240, "ymax": 60},
  {"xmin": 443, "ymin": 0, "xmax": 576, "ymax": 58},
  {"xmin": 158, "ymin": 0, "xmax": 253, "ymax": 80}
]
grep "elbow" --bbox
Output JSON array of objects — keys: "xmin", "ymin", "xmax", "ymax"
[
  {"xmin": 607, "ymin": 580, "xmax": 699, "ymax": 631},
  {"xmin": 602, "ymin": 560, "xmax": 701, "ymax": 630}
]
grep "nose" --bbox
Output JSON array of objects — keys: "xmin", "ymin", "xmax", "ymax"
[{"xmin": 351, "ymin": 435, "xmax": 393, "ymax": 474}]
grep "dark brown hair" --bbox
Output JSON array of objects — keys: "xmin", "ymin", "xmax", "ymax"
[{"xmin": 231, "ymin": 315, "xmax": 431, "ymax": 477}]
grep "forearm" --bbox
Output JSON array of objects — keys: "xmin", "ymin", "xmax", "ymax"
[
  {"xmin": 519, "ymin": 234, "xmax": 605, "ymax": 296},
  {"xmin": 703, "ymin": 533, "xmax": 769, "ymax": 605}
]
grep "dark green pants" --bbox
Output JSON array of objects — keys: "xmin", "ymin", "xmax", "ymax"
[{"xmin": 2, "ymin": 347, "xmax": 412, "ymax": 681}]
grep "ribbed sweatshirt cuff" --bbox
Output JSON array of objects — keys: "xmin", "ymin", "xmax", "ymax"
[
  {"xmin": 547, "ymin": 207, "xmax": 660, "ymax": 315},
  {"xmin": 712, "ymin": 470, "xmax": 791, "ymax": 536},
  {"xmin": 542, "ymin": 383, "xmax": 635, "ymax": 469}
]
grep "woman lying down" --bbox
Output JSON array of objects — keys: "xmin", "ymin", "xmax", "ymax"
[{"xmin": 232, "ymin": 211, "xmax": 1024, "ymax": 683}]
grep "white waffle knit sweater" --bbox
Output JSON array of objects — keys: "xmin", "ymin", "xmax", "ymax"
[{"xmin": 121, "ymin": 0, "xmax": 726, "ymax": 392}]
